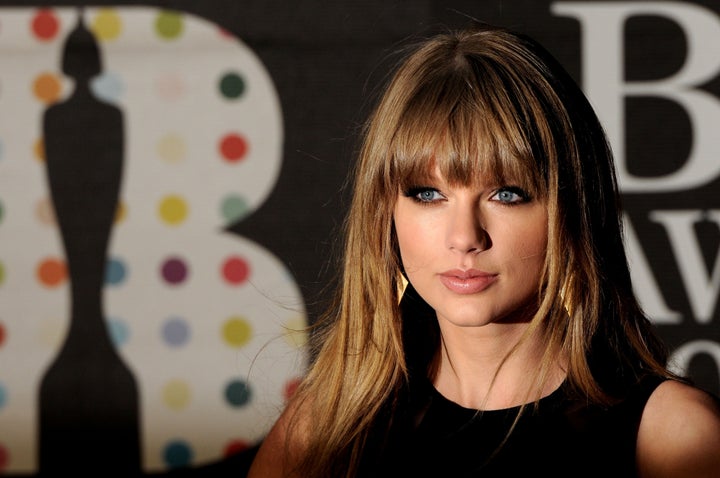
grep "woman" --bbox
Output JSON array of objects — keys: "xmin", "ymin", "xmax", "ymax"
[{"xmin": 249, "ymin": 23, "xmax": 720, "ymax": 477}]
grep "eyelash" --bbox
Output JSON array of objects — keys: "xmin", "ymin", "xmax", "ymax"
[{"xmin": 402, "ymin": 186, "xmax": 531, "ymax": 205}]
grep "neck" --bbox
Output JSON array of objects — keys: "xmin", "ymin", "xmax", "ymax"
[{"xmin": 433, "ymin": 321, "xmax": 565, "ymax": 410}]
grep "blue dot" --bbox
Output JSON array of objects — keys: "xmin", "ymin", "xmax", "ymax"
[
  {"xmin": 0, "ymin": 382, "xmax": 7, "ymax": 408},
  {"xmin": 91, "ymin": 71, "xmax": 124, "ymax": 103},
  {"xmin": 162, "ymin": 317, "xmax": 189, "ymax": 347},
  {"xmin": 107, "ymin": 317, "xmax": 130, "ymax": 347},
  {"xmin": 105, "ymin": 257, "xmax": 127, "ymax": 286},
  {"xmin": 163, "ymin": 440, "xmax": 193, "ymax": 468},
  {"xmin": 224, "ymin": 379, "xmax": 251, "ymax": 408}
]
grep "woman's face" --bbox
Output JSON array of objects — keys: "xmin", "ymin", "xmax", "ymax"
[{"xmin": 394, "ymin": 167, "xmax": 548, "ymax": 330}]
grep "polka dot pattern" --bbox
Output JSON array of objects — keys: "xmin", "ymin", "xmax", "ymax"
[
  {"xmin": 0, "ymin": 7, "xmax": 305, "ymax": 473},
  {"xmin": 163, "ymin": 440, "xmax": 192, "ymax": 468},
  {"xmin": 155, "ymin": 11, "xmax": 184, "ymax": 40},
  {"xmin": 31, "ymin": 9, "xmax": 60, "ymax": 41},
  {"xmin": 36, "ymin": 258, "xmax": 66, "ymax": 288},
  {"xmin": 219, "ymin": 133, "xmax": 248, "ymax": 163}
]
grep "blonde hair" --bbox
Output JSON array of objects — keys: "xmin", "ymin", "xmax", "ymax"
[{"xmin": 290, "ymin": 23, "xmax": 674, "ymax": 477}]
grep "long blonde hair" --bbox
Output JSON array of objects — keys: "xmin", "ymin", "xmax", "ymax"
[{"xmin": 290, "ymin": 23, "xmax": 674, "ymax": 477}]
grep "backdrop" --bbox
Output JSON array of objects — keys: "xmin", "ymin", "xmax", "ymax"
[{"xmin": 0, "ymin": 0, "xmax": 718, "ymax": 476}]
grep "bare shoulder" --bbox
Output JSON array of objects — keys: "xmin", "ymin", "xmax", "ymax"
[
  {"xmin": 637, "ymin": 379, "xmax": 720, "ymax": 478},
  {"xmin": 247, "ymin": 397, "xmax": 311, "ymax": 478}
]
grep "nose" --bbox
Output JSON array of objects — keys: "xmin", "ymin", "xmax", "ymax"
[{"xmin": 446, "ymin": 202, "xmax": 488, "ymax": 254}]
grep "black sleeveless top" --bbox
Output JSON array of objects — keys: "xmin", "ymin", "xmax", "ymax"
[{"xmin": 357, "ymin": 375, "xmax": 664, "ymax": 478}]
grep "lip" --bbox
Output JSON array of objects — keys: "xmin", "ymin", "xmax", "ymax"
[{"xmin": 438, "ymin": 269, "xmax": 497, "ymax": 294}]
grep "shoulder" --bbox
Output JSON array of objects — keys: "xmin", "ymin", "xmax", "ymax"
[
  {"xmin": 636, "ymin": 379, "xmax": 720, "ymax": 478},
  {"xmin": 247, "ymin": 397, "xmax": 311, "ymax": 478}
]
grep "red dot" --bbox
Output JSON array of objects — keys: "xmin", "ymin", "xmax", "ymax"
[
  {"xmin": 222, "ymin": 256, "xmax": 250, "ymax": 285},
  {"xmin": 223, "ymin": 439, "xmax": 250, "ymax": 457},
  {"xmin": 284, "ymin": 377, "xmax": 301, "ymax": 402},
  {"xmin": 0, "ymin": 444, "xmax": 9, "ymax": 472},
  {"xmin": 0, "ymin": 323, "xmax": 5, "ymax": 348},
  {"xmin": 32, "ymin": 9, "xmax": 59, "ymax": 41},
  {"xmin": 219, "ymin": 133, "xmax": 248, "ymax": 163}
]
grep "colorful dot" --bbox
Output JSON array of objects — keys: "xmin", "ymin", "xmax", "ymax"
[
  {"xmin": 224, "ymin": 440, "xmax": 250, "ymax": 457},
  {"xmin": 284, "ymin": 377, "xmax": 302, "ymax": 402},
  {"xmin": 156, "ymin": 133, "xmax": 186, "ymax": 163},
  {"xmin": 0, "ymin": 262, "xmax": 4, "ymax": 286},
  {"xmin": 0, "ymin": 443, "xmax": 8, "ymax": 471},
  {"xmin": 220, "ymin": 194, "xmax": 249, "ymax": 223},
  {"xmin": 158, "ymin": 195, "xmax": 188, "ymax": 225},
  {"xmin": 31, "ymin": 9, "xmax": 60, "ymax": 41},
  {"xmin": 37, "ymin": 257, "xmax": 66, "ymax": 287},
  {"xmin": 32, "ymin": 72, "xmax": 62, "ymax": 104},
  {"xmin": 219, "ymin": 133, "xmax": 248, "ymax": 163},
  {"xmin": 0, "ymin": 199, "xmax": 4, "ymax": 225},
  {"xmin": 155, "ymin": 11, "xmax": 184, "ymax": 40},
  {"xmin": 91, "ymin": 72, "xmax": 124, "ymax": 103},
  {"xmin": 35, "ymin": 197, "xmax": 55, "ymax": 226},
  {"xmin": 34, "ymin": 138, "xmax": 45, "ymax": 162},
  {"xmin": 224, "ymin": 379, "xmax": 251, "ymax": 408},
  {"xmin": 221, "ymin": 256, "xmax": 250, "ymax": 285},
  {"xmin": 0, "ymin": 382, "xmax": 6, "ymax": 408},
  {"xmin": 219, "ymin": 72, "xmax": 246, "ymax": 100},
  {"xmin": 105, "ymin": 257, "xmax": 127, "ymax": 286},
  {"xmin": 162, "ymin": 317, "xmax": 189, "ymax": 347},
  {"xmin": 90, "ymin": 9, "xmax": 122, "ymax": 41},
  {"xmin": 163, "ymin": 440, "xmax": 192, "ymax": 468},
  {"xmin": 107, "ymin": 317, "xmax": 130, "ymax": 347},
  {"xmin": 154, "ymin": 73, "xmax": 186, "ymax": 101},
  {"xmin": 115, "ymin": 200, "xmax": 127, "ymax": 224},
  {"xmin": 162, "ymin": 380, "xmax": 191, "ymax": 410},
  {"xmin": 161, "ymin": 257, "xmax": 188, "ymax": 285},
  {"xmin": 0, "ymin": 322, "xmax": 5, "ymax": 347},
  {"xmin": 284, "ymin": 317, "xmax": 308, "ymax": 348},
  {"xmin": 222, "ymin": 317, "xmax": 252, "ymax": 348}
]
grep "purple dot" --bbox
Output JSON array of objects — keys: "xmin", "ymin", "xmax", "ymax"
[
  {"xmin": 161, "ymin": 257, "xmax": 188, "ymax": 285},
  {"xmin": 162, "ymin": 317, "xmax": 190, "ymax": 347}
]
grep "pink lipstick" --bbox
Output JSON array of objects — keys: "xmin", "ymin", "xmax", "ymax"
[{"xmin": 438, "ymin": 269, "xmax": 497, "ymax": 294}]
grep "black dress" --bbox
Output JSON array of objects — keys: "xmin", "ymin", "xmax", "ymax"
[{"xmin": 357, "ymin": 375, "xmax": 664, "ymax": 478}]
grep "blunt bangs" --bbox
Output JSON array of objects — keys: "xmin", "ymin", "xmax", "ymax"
[{"xmin": 388, "ymin": 44, "xmax": 558, "ymax": 201}]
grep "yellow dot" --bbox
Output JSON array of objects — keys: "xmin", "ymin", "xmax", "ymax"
[
  {"xmin": 91, "ymin": 9, "xmax": 122, "ymax": 41},
  {"xmin": 115, "ymin": 200, "xmax": 127, "ymax": 224},
  {"xmin": 33, "ymin": 72, "xmax": 62, "ymax": 104},
  {"xmin": 34, "ymin": 138, "xmax": 45, "ymax": 162},
  {"xmin": 222, "ymin": 317, "xmax": 252, "ymax": 348},
  {"xmin": 284, "ymin": 316, "xmax": 308, "ymax": 348},
  {"xmin": 162, "ymin": 380, "xmax": 191, "ymax": 410},
  {"xmin": 158, "ymin": 195, "xmax": 188, "ymax": 225},
  {"xmin": 156, "ymin": 133, "xmax": 186, "ymax": 163}
]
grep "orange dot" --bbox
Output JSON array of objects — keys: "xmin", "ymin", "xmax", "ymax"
[
  {"xmin": 34, "ymin": 138, "xmax": 45, "ymax": 162},
  {"xmin": 37, "ymin": 258, "xmax": 67, "ymax": 287},
  {"xmin": 33, "ymin": 73, "xmax": 62, "ymax": 104}
]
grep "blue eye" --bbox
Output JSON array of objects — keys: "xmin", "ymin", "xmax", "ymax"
[
  {"xmin": 492, "ymin": 187, "xmax": 529, "ymax": 204},
  {"xmin": 404, "ymin": 187, "xmax": 443, "ymax": 203}
]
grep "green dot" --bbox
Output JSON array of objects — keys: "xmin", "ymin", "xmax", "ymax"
[
  {"xmin": 221, "ymin": 195, "xmax": 249, "ymax": 222},
  {"xmin": 219, "ymin": 72, "xmax": 246, "ymax": 99},
  {"xmin": 155, "ymin": 11, "xmax": 184, "ymax": 40},
  {"xmin": 0, "ymin": 261, "xmax": 5, "ymax": 286}
]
